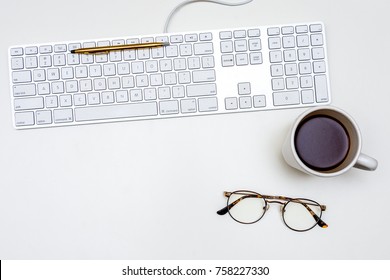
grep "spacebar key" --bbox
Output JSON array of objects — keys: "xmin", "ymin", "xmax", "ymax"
[{"xmin": 75, "ymin": 102, "xmax": 158, "ymax": 122}]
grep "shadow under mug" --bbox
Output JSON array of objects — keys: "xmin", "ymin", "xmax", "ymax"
[{"xmin": 282, "ymin": 106, "xmax": 378, "ymax": 177}]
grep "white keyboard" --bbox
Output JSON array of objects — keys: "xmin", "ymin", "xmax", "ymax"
[{"xmin": 8, "ymin": 22, "xmax": 331, "ymax": 129}]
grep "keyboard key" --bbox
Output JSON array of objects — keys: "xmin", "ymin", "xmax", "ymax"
[
  {"xmin": 194, "ymin": 42, "xmax": 213, "ymax": 55},
  {"xmin": 12, "ymin": 70, "xmax": 31, "ymax": 83},
  {"xmin": 220, "ymin": 41, "xmax": 233, "ymax": 53},
  {"xmin": 115, "ymin": 90, "xmax": 129, "ymax": 103},
  {"xmin": 130, "ymin": 89, "xmax": 142, "ymax": 102},
  {"xmin": 192, "ymin": 69, "xmax": 216, "ymax": 83},
  {"xmin": 314, "ymin": 75, "xmax": 329, "ymax": 102},
  {"xmin": 185, "ymin": 34, "xmax": 198, "ymax": 42},
  {"xmin": 253, "ymin": 95, "xmax": 266, "ymax": 108},
  {"xmin": 170, "ymin": 35, "xmax": 183, "ymax": 43},
  {"xmin": 234, "ymin": 40, "xmax": 247, "ymax": 52},
  {"xmin": 75, "ymin": 102, "xmax": 158, "ymax": 122},
  {"xmin": 238, "ymin": 82, "xmax": 251, "ymax": 95},
  {"xmin": 248, "ymin": 38, "xmax": 261, "ymax": 51},
  {"xmin": 74, "ymin": 93, "xmax": 87, "ymax": 106},
  {"xmin": 285, "ymin": 63, "xmax": 298, "ymax": 76},
  {"xmin": 131, "ymin": 61, "xmax": 144, "ymax": 74},
  {"xmin": 178, "ymin": 71, "xmax": 191, "ymax": 84},
  {"xmin": 144, "ymin": 88, "xmax": 157, "ymax": 100},
  {"xmin": 281, "ymin": 26, "xmax": 294, "ymax": 35},
  {"xmin": 46, "ymin": 96, "xmax": 58, "ymax": 108},
  {"xmin": 54, "ymin": 44, "xmax": 67, "ymax": 52},
  {"xmin": 299, "ymin": 62, "xmax": 312, "ymax": 74},
  {"xmin": 219, "ymin": 31, "xmax": 232, "ymax": 39},
  {"xmin": 102, "ymin": 91, "xmax": 115, "ymax": 103},
  {"xmin": 160, "ymin": 100, "xmax": 179, "ymax": 115},
  {"xmin": 202, "ymin": 56, "xmax": 214, "ymax": 68},
  {"xmin": 158, "ymin": 87, "xmax": 170, "ymax": 99},
  {"xmin": 225, "ymin": 97, "xmax": 238, "ymax": 110},
  {"xmin": 300, "ymin": 76, "xmax": 313, "ymax": 88},
  {"xmin": 166, "ymin": 45, "xmax": 179, "ymax": 57},
  {"xmin": 221, "ymin": 54, "xmax": 234, "ymax": 67},
  {"xmin": 236, "ymin": 53, "xmax": 248, "ymax": 66},
  {"xmin": 284, "ymin": 49, "xmax": 296, "ymax": 62},
  {"xmin": 297, "ymin": 35, "xmax": 309, "ymax": 47},
  {"xmin": 312, "ymin": 47, "xmax": 325, "ymax": 60},
  {"xmin": 172, "ymin": 86, "xmax": 185, "ymax": 98},
  {"xmin": 187, "ymin": 83, "xmax": 217, "ymax": 97},
  {"xmin": 54, "ymin": 108, "xmax": 73, "ymax": 123},
  {"xmin": 233, "ymin": 30, "xmax": 246, "ymax": 38},
  {"xmin": 239, "ymin": 96, "xmax": 252, "ymax": 109},
  {"xmin": 199, "ymin": 32, "xmax": 212, "ymax": 41},
  {"xmin": 286, "ymin": 77, "xmax": 299, "ymax": 89},
  {"xmin": 25, "ymin": 46, "xmax": 38, "ymax": 55},
  {"xmin": 10, "ymin": 47, "xmax": 23, "ymax": 56},
  {"xmin": 270, "ymin": 51, "xmax": 282, "ymax": 63},
  {"xmin": 282, "ymin": 36, "xmax": 295, "ymax": 48},
  {"xmin": 311, "ymin": 34, "xmax": 323, "ymax": 46},
  {"xmin": 11, "ymin": 57, "xmax": 24, "ymax": 70},
  {"xmin": 39, "ymin": 45, "xmax": 52, "ymax": 54},
  {"xmin": 198, "ymin": 97, "xmax": 218, "ymax": 112},
  {"xmin": 36, "ymin": 110, "xmax": 52, "ymax": 125},
  {"xmin": 15, "ymin": 111, "xmax": 34, "ymax": 126},
  {"xmin": 301, "ymin": 89, "xmax": 315, "ymax": 104},
  {"xmin": 296, "ymin": 25, "xmax": 308, "ymax": 33},
  {"xmin": 179, "ymin": 44, "xmax": 192, "ymax": 56},
  {"xmin": 14, "ymin": 97, "xmax": 44, "ymax": 111},
  {"xmin": 267, "ymin": 27, "xmax": 280, "ymax": 36},
  {"xmin": 249, "ymin": 52, "xmax": 262, "ymax": 65},
  {"xmin": 248, "ymin": 29, "xmax": 260, "ymax": 37},
  {"xmin": 272, "ymin": 78, "xmax": 285, "ymax": 90},
  {"xmin": 25, "ymin": 56, "xmax": 38, "ymax": 68},
  {"xmin": 38, "ymin": 83, "xmax": 51, "ymax": 95},
  {"xmin": 309, "ymin": 24, "xmax": 322, "ymax": 33},
  {"xmin": 313, "ymin": 61, "xmax": 326, "ymax": 73},
  {"xmin": 174, "ymin": 58, "xmax": 186, "ymax": 70},
  {"xmin": 298, "ymin": 48, "xmax": 311, "ymax": 60},
  {"xmin": 88, "ymin": 92, "xmax": 101, "ymax": 105},
  {"xmin": 268, "ymin": 37, "xmax": 281, "ymax": 49},
  {"xmin": 164, "ymin": 72, "xmax": 177, "ymax": 85},
  {"xmin": 273, "ymin": 91, "xmax": 300, "ymax": 106},
  {"xmin": 181, "ymin": 99, "xmax": 197, "ymax": 113},
  {"xmin": 13, "ymin": 84, "xmax": 36, "ymax": 97},
  {"xmin": 271, "ymin": 64, "xmax": 283, "ymax": 77}
]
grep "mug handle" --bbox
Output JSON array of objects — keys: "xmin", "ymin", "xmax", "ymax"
[{"xmin": 354, "ymin": 153, "xmax": 378, "ymax": 171}]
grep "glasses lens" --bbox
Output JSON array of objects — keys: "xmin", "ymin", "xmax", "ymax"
[
  {"xmin": 227, "ymin": 191, "xmax": 266, "ymax": 224},
  {"xmin": 282, "ymin": 199, "xmax": 322, "ymax": 231}
]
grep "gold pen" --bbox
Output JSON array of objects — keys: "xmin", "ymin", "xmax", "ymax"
[{"xmin": 70, "ymin": 41, "xmax": 170, "ymax": 54}]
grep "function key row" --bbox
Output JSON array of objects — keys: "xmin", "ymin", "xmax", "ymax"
[
  {"xmin": 10, "ymin": 33, "xmax": 214, "ymax": 57},
  {"xmin": 267, "ymin": 24, "xmax": 323, "ymax": 36},
  {"xmin": 219, "ymin": 28, "xmax": 261, "ymax": 40}
]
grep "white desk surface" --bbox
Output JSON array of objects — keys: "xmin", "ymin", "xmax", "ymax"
[{"xmin": 1, "ymin": 0, "xmax": 389, "ymax": 259}]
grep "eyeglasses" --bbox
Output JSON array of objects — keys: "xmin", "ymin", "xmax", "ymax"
[{"xmin": 217, "ymin": 190, "xmax": 328, "ymax": 232}]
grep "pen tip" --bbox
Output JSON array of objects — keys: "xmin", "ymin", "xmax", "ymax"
[{"xmin": 70, "ymin": 49, "xmax": 75, "ymax": 53}]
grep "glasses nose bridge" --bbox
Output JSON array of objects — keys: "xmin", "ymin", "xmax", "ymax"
[{"xmin": 264, "ymin": 199, "xmax": 286, "ymax": 212}]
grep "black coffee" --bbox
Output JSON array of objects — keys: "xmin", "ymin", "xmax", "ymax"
[{"xmin": 294, "ymin": 115, "xmax": 350, "ymax": 171}]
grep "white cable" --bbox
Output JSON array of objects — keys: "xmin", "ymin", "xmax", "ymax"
[{"xmin": 163, "ymin": 0, "xmax": 254, "ymax": 33}]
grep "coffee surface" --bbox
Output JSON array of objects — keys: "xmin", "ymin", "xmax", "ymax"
[{"xmin": 295, "ymin": 116, "xmax": 350, "ymax": 171}]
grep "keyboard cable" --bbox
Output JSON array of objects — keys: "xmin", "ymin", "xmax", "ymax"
[{"xmin": 163, "ymin": 0, "xmax": 255, "ymax": 33}]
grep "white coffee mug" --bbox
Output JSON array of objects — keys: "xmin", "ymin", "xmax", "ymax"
[{"xmin": 282, "ymin": 106, "xmax": 378, "ymax": 177}]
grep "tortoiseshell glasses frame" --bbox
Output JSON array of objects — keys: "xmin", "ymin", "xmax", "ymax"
[{"xmin": 217, "ymin": 190, "xmax": 328, "ymax": 232}]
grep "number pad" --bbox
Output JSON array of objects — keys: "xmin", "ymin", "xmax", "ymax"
[{"xmin": 268, "ymin": 23, "xmax": 328, "ymax": 105}]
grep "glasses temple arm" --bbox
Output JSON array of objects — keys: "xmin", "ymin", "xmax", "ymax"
[{"xmin": 301, "ymin": 202, "xmax": 328, "ymax": 228}]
